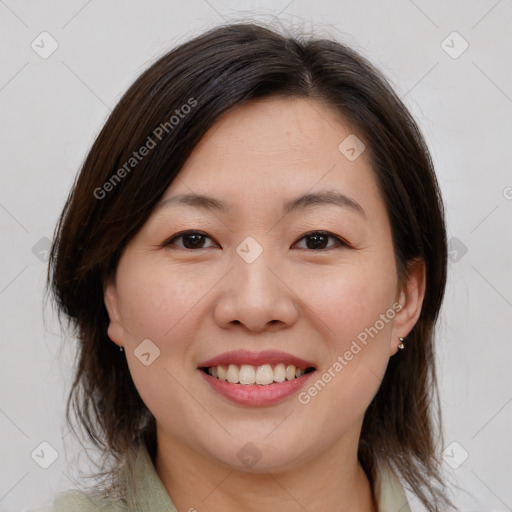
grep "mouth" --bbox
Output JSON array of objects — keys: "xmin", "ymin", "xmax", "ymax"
[
  {"xmin": 199, "ymin": 363, "xmax": 316, "ymax": 385},
  {"xmin": 197, "ymin": 349, "xmax": 317, "ymax": 406},
  {"xmin": 199, "ymin": 365, "xmax": 316, "ymax": 407}
]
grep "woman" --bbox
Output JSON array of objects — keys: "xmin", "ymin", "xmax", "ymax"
[{"xmin": 47, "ymin": 22, "xmax": 453, "ymax": 511}]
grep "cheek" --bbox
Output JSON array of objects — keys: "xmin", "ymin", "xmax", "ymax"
[
  {"xmin": 113, "ymin": 256, "xmax": 217, "ymax": 414},
  {"xmin": 301, "ymin": 259, "xmax": 397, "ymax": 346},
  {"xmin": 115, "ymin": 256, "xmax": 216, "ymax": 342},
  {"xmin": 115, "ymin": 256, "xmax": 212, "ymax": 430},
  {"xmin": 297, "ymin": 257, "xmax": 396, "ymax": 411},
  {"xmin": 297, "ymin": 279, "xmax": 394, "ymax": 428}
]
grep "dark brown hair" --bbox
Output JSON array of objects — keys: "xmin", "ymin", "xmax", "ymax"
[{"xmin": 47, "ymin": 22, "xmax": 452, "ymax": 510}]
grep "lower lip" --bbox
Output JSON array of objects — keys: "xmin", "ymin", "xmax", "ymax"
[{"xmin": 199, "ymin": 370, "xmax": 315, "ymax": 406}]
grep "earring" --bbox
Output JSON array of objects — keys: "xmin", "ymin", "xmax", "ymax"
[
  {"xmin": 119, "ymin": 346, "xmax": 124, "ymax": 352},
  {"xmin": 398, "ymin": 337, "xmax": 405, "ymax": 350}
]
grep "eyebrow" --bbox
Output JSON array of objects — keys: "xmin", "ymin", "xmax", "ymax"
[{"xmin": 155, "ymin": 190, "xmax": 366, "ymax": 219}]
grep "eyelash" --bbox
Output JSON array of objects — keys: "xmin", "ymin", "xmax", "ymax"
[{"xmin": 161, "ymin": 230, "xmax": 349, "ymax": 251}]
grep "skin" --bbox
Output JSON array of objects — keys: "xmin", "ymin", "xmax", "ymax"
[{"xmin": 104, "ymin": 96, "xmax": 426, "ymax": 512}]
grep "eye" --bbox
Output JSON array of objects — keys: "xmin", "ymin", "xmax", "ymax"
[
  {"xmin": 163, "ymin": 230, "xmax": 218, "ymax": 250},
  {"xmin": 292, "ymin": 231, "xmax": 348, "ymax": 251},
  {"xmin": 162, "ymin": 230, "xmax": 349, "ymax": 251}
]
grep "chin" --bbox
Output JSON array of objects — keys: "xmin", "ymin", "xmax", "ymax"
[{"xmin": 199, "ymin": 435, "xmax": 311, "ymax": 474}]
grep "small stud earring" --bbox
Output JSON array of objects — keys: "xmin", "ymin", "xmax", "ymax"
[
  {"xmin": 398, "ymin": 337, "xmax": 405, "ymax": 350},
  {"xmin": 119, "ymin": 346, "xmax": 124, "ymax": 352}
]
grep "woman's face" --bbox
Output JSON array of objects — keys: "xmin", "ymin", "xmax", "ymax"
[{"xmin": 105, "ymin": 96, "xmax": 424, "ymax": 472}]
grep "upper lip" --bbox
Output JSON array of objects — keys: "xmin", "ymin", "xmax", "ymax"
[{"xmin": 198, "ymin": 349, "xmax": 316, "ymax": 369}]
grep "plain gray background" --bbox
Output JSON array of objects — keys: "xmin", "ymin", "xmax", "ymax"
[{"xmin": 1, "ymin": 1, "xmax": 511, "ymax": 511}]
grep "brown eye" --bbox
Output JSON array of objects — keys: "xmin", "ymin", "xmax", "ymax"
[
  {"xmin": 293, "ymin": 231, "xmax": 347, "ymax": 250},
  {"xmin": 164, "ymin": 231, "xmax": 218, "ymax": 250}
]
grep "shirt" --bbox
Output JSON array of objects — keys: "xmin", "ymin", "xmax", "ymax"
[{"xmin": 41, "ymin": 444, "xmax": 411, "ymax": 512}]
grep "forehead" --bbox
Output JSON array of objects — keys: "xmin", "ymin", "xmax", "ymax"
[
  {"xmin": 186, "ymin": 96, "xmax": 364, "ymax": 166},
  {"xmin": 161, "ymin": 97, "xmax": 381, "ymax": 220}
]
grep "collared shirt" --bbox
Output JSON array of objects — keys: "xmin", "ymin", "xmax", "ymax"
[{"xmin": 42, "ymin": 444, "xmax": 411, "ymax": 512}]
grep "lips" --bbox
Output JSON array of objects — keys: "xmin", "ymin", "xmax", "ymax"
[
  {"xmin": 197, "ymin": 349, "xmax": 316, "ymax": 369},
  {"xmin": 197, "ymin": 349, "xmax": 317, "ymax": 406}
]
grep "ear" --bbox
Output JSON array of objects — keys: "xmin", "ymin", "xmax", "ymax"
[
  {"xmin": 389, "ymin": 258, "xmax": 426, "ymax": 356},
  {"xmin": 104, "ymin": 278, "xmax": 126, "ymax": 348}
]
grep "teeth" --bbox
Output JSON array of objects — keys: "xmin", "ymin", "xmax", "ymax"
[
  {"xmin": 239, "ymin": 364, "xmax": 256, "ymax": 385},
  {"xmin": 217, "ymin": 365, "xmax": 227, "ymax": 381},
  {"xmin": 206, "ymin": 363, "xmax": 312, "ymax": 385},
  {"xmin": 286, "ymin": 364, "xmax": 296, "ymax": 381},
  {"xmin": 273, "ymin": 363, "xmax": 286, "ymax": 382},
  {"xmin": 255, "ymin": 364, "xmax": 274, "ymax": 385},
  {"xmin": 226, "ymin": 364, "xmax": 239, "ymax": 383}
]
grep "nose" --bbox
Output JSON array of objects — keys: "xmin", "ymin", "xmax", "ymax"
[{"xmin": 213, "ymin": 247, "xmax": 299, "ymax": 333}]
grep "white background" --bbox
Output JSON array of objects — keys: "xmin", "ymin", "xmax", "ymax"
[{"xmin": 1, "ymin": 1, "xmax": 511, "ymax": 511}]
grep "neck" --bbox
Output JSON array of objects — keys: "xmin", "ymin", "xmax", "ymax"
[{"xmin": 154, "ymin": 427, "xmax": 376, "ymax": 512}]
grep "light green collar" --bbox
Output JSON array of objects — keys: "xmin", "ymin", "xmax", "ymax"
[{"xmin": 53, "ymin": 444, "xmax": 411, "ymax": 512}]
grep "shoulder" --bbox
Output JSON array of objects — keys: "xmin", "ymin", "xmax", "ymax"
[
  {"xmin": 374, "ymin": 462, "xmax": 411, "ymax": 512},
  {"xmin": 48, "ymin": 489, "xmax": 128, "ymax": 512},
  {"xmin": 34, "ymin": 443, "xmax": 172, "ymax": 512}
]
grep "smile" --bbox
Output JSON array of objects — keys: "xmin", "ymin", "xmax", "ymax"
[
  {"xmin": 200, "ymin": 363, "xmax": 315, "ymax": 385},
  {"xmin": 197, "ymin": 349, "xmax": 317, "ymax": 406}
]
